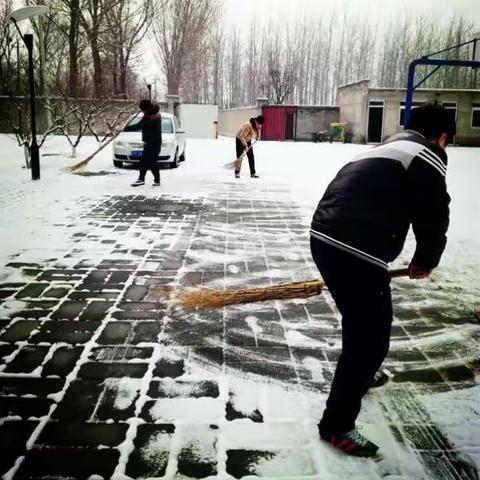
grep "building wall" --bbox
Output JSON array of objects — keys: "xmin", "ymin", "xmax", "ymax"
[
  {"xmin": 178, "ymin": 104, "xmax": 218, "ymax": 138},
  {"xmin": 338, "ymin": 80, "xmax": 370, "ymax": 143},
  {"xmin": 295, "ymin": 107, "xmax": 340, "ymax": 140},
  {"xmin": 218, "ymin": 106, "xmax": 261, "ymax": 137},
  {"xmin": 371, "ymin": 89, "xmax": 480, "ymax": 145}
]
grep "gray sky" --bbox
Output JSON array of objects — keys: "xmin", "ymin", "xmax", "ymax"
[{"xmin": 223, "ymin": 0, "xmax": 480, "ymax": 30}]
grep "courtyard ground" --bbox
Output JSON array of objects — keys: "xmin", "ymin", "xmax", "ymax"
[{"xmin": 0, "ymin": 134, "xmax": 479, "ymax": 480}]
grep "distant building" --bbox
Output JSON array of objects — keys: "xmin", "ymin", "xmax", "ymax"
[{"xmin": 338, "ymin": 79, "xmax": 480, "ymax": 146}]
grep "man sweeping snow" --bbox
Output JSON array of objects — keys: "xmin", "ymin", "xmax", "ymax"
[
  {"xmin": 310, "ymin": 104, "xmax": 456, "ymax": 457},
  {"xmin": 125, "ymin": 100, "xmax": 162, "ymax": 187}
]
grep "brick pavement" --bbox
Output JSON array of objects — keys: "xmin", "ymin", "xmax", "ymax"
[{"xmin": 0, "ymin": 184, "xmax": 479, "ymax": 479}]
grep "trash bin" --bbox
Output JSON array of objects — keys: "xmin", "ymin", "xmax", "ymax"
[{"xmin": 329, "ymin": 122, "xmax": 347, "ymax": 142}]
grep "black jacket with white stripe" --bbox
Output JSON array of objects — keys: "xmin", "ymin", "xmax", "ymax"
[{"xmin": 310, "ymin": 130, "xmax": 450, "ymax": 270}]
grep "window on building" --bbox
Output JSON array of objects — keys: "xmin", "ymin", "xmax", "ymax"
[
  {"xmin": 472, "ymin": 103, "xmax": 480, "ymax": 128},
  {"xmin": 399, "ymin": 102, "xmax": 422, "ymax": 127}
]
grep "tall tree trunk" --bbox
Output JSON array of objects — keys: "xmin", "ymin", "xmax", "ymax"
[{"xmin": 68, "ymin": 0, "xmax": 80, "ymax": 97}]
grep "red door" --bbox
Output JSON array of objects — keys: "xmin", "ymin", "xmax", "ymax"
[
  {"xmin": 261, "ymin": 106, "xmax": 296, "ymax": 141},
  {"xmin": 262, "ymin": 106, "xmax": 286, "ymax": 140}
]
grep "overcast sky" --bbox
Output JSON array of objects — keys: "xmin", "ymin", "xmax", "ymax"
[{"xmin": 223, "ymin": 0, "xmax": 480, "ymax": 28}]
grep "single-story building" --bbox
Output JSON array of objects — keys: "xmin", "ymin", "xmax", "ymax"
[{"xmin": 338, "ymin": 79, "xmax": 480, "ymax": 145}]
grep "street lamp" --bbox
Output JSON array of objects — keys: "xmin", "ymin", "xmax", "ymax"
[{"xmin": 7, "ymin": 6, "xmax": 49, "ymax": 180}]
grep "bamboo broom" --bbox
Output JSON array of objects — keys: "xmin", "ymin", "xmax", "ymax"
[
  {"xmin": 175, "ymin": 268, "xmax": 410, "ymax": 310},
  {"xmin": 224, "ymin": 139, "xmax": 257, "ymax": 170}
]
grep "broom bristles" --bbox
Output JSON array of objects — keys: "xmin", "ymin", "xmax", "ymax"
[{"xmin": 177, "ymin": 279, "xmax": 325, "ymax": 309}]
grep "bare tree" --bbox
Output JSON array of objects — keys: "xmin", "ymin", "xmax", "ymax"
[
  {"xmin": 104, "ymin": 0, "xmax": 153, "ymax": 97},
  {"xmin": 151, "ymin": 0, "xmax": 218, "ymax": 96}
]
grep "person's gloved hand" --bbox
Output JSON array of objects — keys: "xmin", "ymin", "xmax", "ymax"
[{"xmin": 408, "ymin": 263, "xmax": 432, "ymax": 279}]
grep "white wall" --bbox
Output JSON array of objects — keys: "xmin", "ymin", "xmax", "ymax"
[
  {"xmin": 218, "ymin": 106, "xmax": 261, "ymax": 137},
  {"xmin": 178, "ymin": 104, "xmax": 219, "ymax": 138}
]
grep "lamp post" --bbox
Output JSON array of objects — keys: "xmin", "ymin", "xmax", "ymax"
[{"xmin": 7, "ymin": 6, "xmax": 49, "ymax": 180}]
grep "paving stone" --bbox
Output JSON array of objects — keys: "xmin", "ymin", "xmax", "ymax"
[
  {"xmin": 131, "ymin": 322, "xmax": 162, "ymax": 343},
  {"xmin": 15, "ymin": 283, "xmax": 50, "ymax": 300},
  {"xmin": 0, "ymin": 320, "xmax": 42, "ymax": 343},
  {"xmin": 51, "ymin": 300, "xmax": 86, "ymax": 320},
  {"xmin": 42, "ymin": 346, "xmax": 83, "ymax": 377},
  {"xmin": 0, "ymin": 378, "xmax": 64, "ymax": 397},
  {"xmin": 78, "ymin": 301, "xmax": 114, "ymax": 321},
  {"xmin": 438, "ymin": 365, "xmax": 474, "ymax": 382},
  {"xmin": 97, "ymin": 321, "xmax": 133, "ymax": 344},
  {"xmin": 0, "ymin": 421, "xmax": 38, "ymax": 476},
  {"xmin": 393, "ymin": 368, "xmax": 445, "ymax": 383},
  {"xmin": 90, "ymin": 346, "xmax": 153, "ymax": 361},
  {"xmin": 226, "ymin": 362, "xmax": 298, "ymax": 382},
  {"xmin": 123, "ymin": 285, "xmax": 149, "ymax": 301},
  {"xmin": 42, "ymin": 287, "xmax": 70, "ymax": 299},
  {"xmin": 93, "ymin": 380, "xmax": 140, "ymax": 421},
  {"xmin": 226, "ymin": 449, "xmax": 315, "ymax": 478},
  {"xmin": 8, "ymin": 309, "xmax": 50, "ymax": 320},
  {"xmin": 177, "ymin": 425, "xmax": 218, "ymax": 478},
  {"xmin": 0, "ymin": 397, "xmax": 53, "ymax": 419},
  {"xmin": 109, "ymin": 271, "xmax": 131, "ymax": 283},
  {"xmin": 37, "ymin": 421, "xmax": 128, "ymax": 448},
  {"xmin": 17, "ymin": 448, "xmax": 120, "ymax": 479},
  {"xmin": 152, "ymin": 358, "xmax": 185, "ymax": 378},
  {"xmin": 53, "ymin": 380, "xmax": 103, "ymax": 421},
  {"xmin": 0, "ymin": 289, "xmax": 16, "ymax": 300},
  {"xmin": 83, "ymin": 271, "xmax": 109, "ymax": 284},
  {"xmin": 0, "ymin": 343, "xmax": 16, "ymax": 360},
  {"xmin": 25, "ymin": 300, "xmax": 59, "ymax": 310},
  {"xmin": 190, "ymin": 347, "xmax": 224, "ymax": 365},
  {"xmin": 164, "ymin": 319, "xmax": 223, "ymax": 346},
  {"xmin": 79, "ymin": 362, "xmax": 148, "ymax": 379},
  {"xmin": 125, "ymin": 424, "xmax": 174, "ymax": 478},
  {"xmin": 4, "ymin": 345, "xmax": 50, "ymax": 374},
  {"xmin": 226, "ymin": 398, "xmax": 263, "ymax": 422},
  {"xmin": 69, "ymin": 291, "xmax": 119, "ymax": 300},
  {"xmin": 30, "ymin": 321, "xmax": 100, "ymax": 344},
  {"xmin": 148, "ymin": 380, "xmax": 219, "ymax": 398}
]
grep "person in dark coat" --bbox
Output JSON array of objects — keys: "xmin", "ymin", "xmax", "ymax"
[
  {"xmin": 125, "ymin": 101, "xmax": 162, "ymax": 187},
  {"xmin": 310, "ymin": 104, "xmax": 456, "ymax": 457}
]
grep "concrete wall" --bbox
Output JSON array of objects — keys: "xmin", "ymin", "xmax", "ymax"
[
  {"xmin": 218, "ymin": 106, "xmax": 261, "ymax": 137},
  {"xmin": 338, "ymin": 80, "xmax": 370, "ymax": 143},
  {"xmin": 295, "ymin": 106, "xmax": 340, "ymax": 140},
  {"xmin": 178, "ymin": 104, "xmax": 218, "ymax": 138}
]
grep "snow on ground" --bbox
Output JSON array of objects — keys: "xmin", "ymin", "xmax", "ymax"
[{"xmin": 0, "ymin": 133, "xmax": 479, "ymax": 479}]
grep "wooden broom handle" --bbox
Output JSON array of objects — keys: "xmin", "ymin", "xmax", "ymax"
[{"xmin": 389, "ymin": 268, "xmax": 410, "ymax": 278}]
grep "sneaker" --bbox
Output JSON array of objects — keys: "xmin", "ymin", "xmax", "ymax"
[
  {"xmin": 131, "ymin": 179, "xmax": 145, "ymax": 187},
  {"xmin": 319, "ymin": 428, "xmax": 379, "ymax": 457},
  {"xmin": 250, "ymin": 174, "xmax": 259, "ymax": 178},
  {"xmin": 152, "ymin": 182, "xmax": 160, "ymax": 187},
  {"xmin": 370, "ymin": 369, "xmax": 391, "ymax": 388},
  {"xmin": 235, "ymin": 173, "xmax": 240, "ymax": 179}
]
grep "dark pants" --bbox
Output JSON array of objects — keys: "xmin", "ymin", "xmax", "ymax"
[
  {"xmin": 235, "ymin": 137, "xmax": 255, "ymax": 175},
  {"xmin": 139, "ymin": 142, "xmax": 160, "ymax": 182},
  {"xmin": 310, "ymin": 236, "xmax": 393, "ymax": 435}
]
